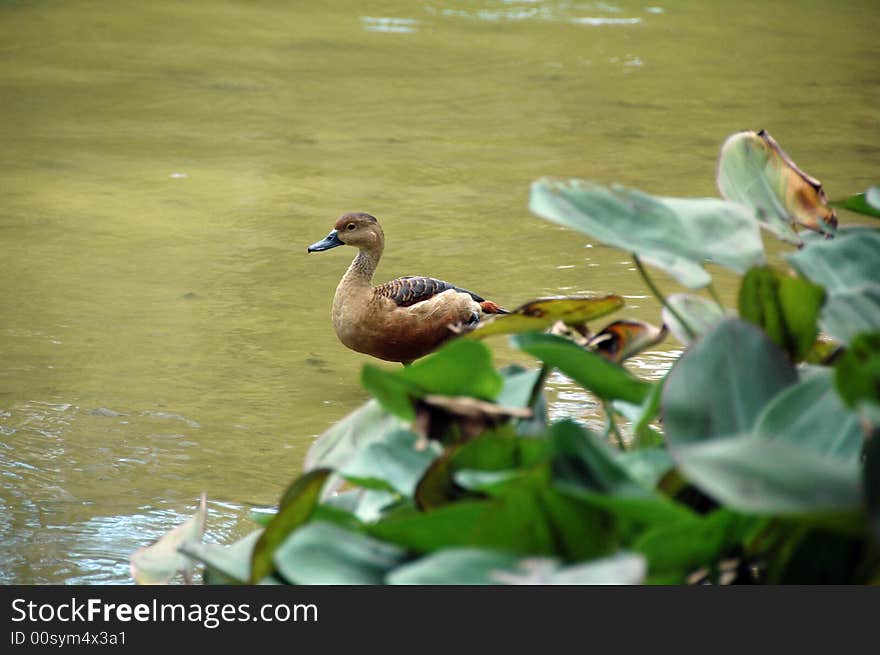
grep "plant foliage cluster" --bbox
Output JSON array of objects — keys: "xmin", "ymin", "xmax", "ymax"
[{"xmin": 132, "ymin": 131, "xmax": 880, "ymax": 585}]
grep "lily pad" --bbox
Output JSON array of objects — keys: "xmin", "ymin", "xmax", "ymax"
[
  {"xmin": 273, "ymin": 521, "xmax": 407, "ymax": 585},
  {"xmin": 388, "ymin": 548, "xmax": 646, "ymax": 585},
  {"xmin": 753, "ymin": 368, "xmax": 863, "ymax": 461},
  {"xmin": 530, "ymin": 178, "xmax": 765, "ymax": 289},
  {"xmin": 786, "ymin": 230, "xmax": 880, "ymax": 344},
  {"xmin": 662, "ymin": 319, "xmax": 797, "ymax": 445}
]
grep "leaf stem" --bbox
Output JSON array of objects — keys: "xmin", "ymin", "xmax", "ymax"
[
  {"xmin": 707, "ymin": 283, "xmax": 726, "ymax": 311},
  {"xmin": 632, "ymin": 254, "xmax": 697, "ymax": 341},
  {"xmin": 603, "ymin": 400, "xmax": 626, "ymax": 451}
]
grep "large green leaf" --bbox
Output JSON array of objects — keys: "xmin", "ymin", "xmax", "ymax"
[
  {"xmin": 834, "ymin": 332, "xmax": 880, "ymax": 409},
  {"xmin": 820, "ymin": 286, "xmax": 880, "ymax": 345},
  {"xmin": 469, "ymin": 295, "xmax": 624, "ymax": 339},
  {"xmin": 673, "ymin": 435, "xmax": 862, "ymax": 514},
  {"xmin": 549, "ymin": 419, "xmax": 651, "ymax": 497},
  {"xmin": 787, "ymin": 230, "xmax": 880, "ymax": 294},
  {"xmin": 362, "ymin": 340, "xmax": 503, "ymax": 421},
  {"xmin": 786, "ymin": 230, "xmax": 880, "ymax": 344},
  {"xmin": 388, "ymin": 548, "xmax": 646, "ymax": 584},
  {"xmin": 662, "ymin": 319, "xmax": 797, "ymax": 444},
  {"xmin": 615, "ymin": 447, "xmax": 675, "ymax": 489},
  {"xmin": 717, "ymin": 130, "xmax": 837, "ymax": 243},
  {"xmin": 753, "ymin": 368, "xmax": 863, "ymax": 461},
  {"xmin": 634, "ymin": 510, "xmax": 755, "ymax": 583},
  {"xmin": 829, "ymin": 186, "xmax": 880, "ymax": 219},
  {"xmin": 273, "ymin": 521, "xmax": 407, "ymax": 585},
  {"xmin": 512, "ymin": 332, "xmax": 652, "ymax": 404},
  {"xmin": 250, "ymin": 468, "xmax": 331, "ymax": 583},
  {"xmin": 530, "ymin": 179, "xmax": 764, "ymax": 288},
  {"xmin": 303, "ymin": 399, "xmax": 405, "ymax": 472},
  {"xmin": 414, "ymin": 434, "xmax": 549, "ymax": 510},
  {"xmin": 738, "ymin": 266, "xmax": 825, "ymax": 361},
  {"xmin": 387, "ymin": 548, "xmax": 521, "ymax": 584},
  {"xmin": 864, "ymin": 427, "xmax": 880, "ymax": 542},
  {"xmin": 372, "ymin": 467, "xmax": 616, "ymax": 560},
  {"xmin": 339, "ymin": 428, "xmax": 439, "ymax": 496},
  {"xmin": 662, "ymin": 293, "xmax": 725, "ymax": 346}
]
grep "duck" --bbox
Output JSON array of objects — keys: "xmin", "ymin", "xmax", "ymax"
[{"xmin": 307, "ymin": 212, "xmax": 508, "ymax": 364}]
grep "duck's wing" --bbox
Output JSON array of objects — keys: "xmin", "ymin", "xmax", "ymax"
[{"xmin": 375, "ymin": 276, "xmax": 508, "ymax": 313}]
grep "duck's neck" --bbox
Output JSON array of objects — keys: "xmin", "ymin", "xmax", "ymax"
[{"xmin": 340, "ymin": 247, "xmax": 381, "ymax": 289}]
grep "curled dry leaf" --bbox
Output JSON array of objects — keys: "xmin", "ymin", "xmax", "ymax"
[
  {"xmin": 717, "ymin": 129, "xmax": 837, "ymax": 241},
  {"xmin": 587, "ymin": 320, "xmax": 668, "ymax": 363},
  {"xmin": 413, "ymin": 394, "xmax": 532, "ymax": 447}
]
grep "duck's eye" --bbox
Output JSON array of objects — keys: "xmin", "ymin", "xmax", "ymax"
[{"xmin": 346, "ymin": 223, "xmax": 356, "ymax": 231}]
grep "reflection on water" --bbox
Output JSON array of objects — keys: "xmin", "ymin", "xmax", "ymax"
[{"xmin": 1, "ymin": 0, "xmax": 877, "ymax": 583}]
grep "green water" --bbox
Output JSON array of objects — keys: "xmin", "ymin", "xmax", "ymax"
[{"xmin": 1, "ymin": 0, "xmax": 877, "ymax": 584}]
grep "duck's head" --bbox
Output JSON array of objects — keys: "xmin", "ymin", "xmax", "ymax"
[{"xmin": 307, "ymin": 212, "xmax": 384, "ymax": 253}]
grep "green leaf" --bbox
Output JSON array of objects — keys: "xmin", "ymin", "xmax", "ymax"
[
  {"xmin": 469, "ymin": 295, "xmax": 625, "ymax": 339},
  {"xmin": 273, "ymin": 521, "xmax": 406, "ymax": 584},
  {"xmin": 389, "ymin": 548, "xmax": 646, "ymax": 584},
  {"xmin": 496, "ymin": 365, "xmax": 544, "ymax": 408},
  {"xmin": 530, "ymin": 179, "xmax": 765, "ymax": 289},
  {"xmin": 864, "ymin": 427, "xmax": 880, "ymax": 542},
  {"xmin": 662, "ymin": 319, "xmax": 797, "ymax": 445},
  {"xmin": 130, "ymin": 493, "xmax": 207, "ymax": 585},
  {"xmin": 615, "ymin": 447, "xmax": 675, "ymax": 489},
  {"xmin": 717, "ymin": 130, "xmax": 837, "ymax": 242},
  {"xmin": 634, "ymin": 510, "xmax": 755, "ymax": 583},
  {"xmin": 373, "ymin": 467, "xmax": 616, "ymax": 560},
  {"xmin": 362, "ymin": 340, "xmax": 503, "ymax": 421},
  {"xmin": 738, "ymin": 266, "xmax": 825, "ymax": 361},
  {"xmin": 512, "ymin": 332, "xmax": 652, "ymax": 404},
  {"xmin": 820, "ymin": 286, "xmax": 880, "ymax": 345},
  {"xmin": 250, "ymin": 468, "xmax": 331, "ymax": 583},
  {"xmin": 786, "ymin": 230, "xmax": 880, "ymax": 344},
  {"xmin": 387, "ymin": 548, "xmax": 522, "ymax": 584},
  {"xmin": 662, "ymin": 293, "xmax": 725, "ymax": 346},
  {"xmin": 834, "ymin": 332, "xmax": 880, "ymax": 409},
  {"xmin": 497, "ymin": 364, "xmax": 548, "ymax": 436},
  {"xmin": 453, "ymin": 433, "xmax": 550, "ymax": 471},
  {"xmin": 829, "ymin": 186, "xmax": 880, "ymax": 218},
  {"xmin": 303, "ymin": 399, "xmax": 406, "ymax": 472},
  {"xmin": 549, "ymin": 419, "xmax": 651, "ymax": 497},
  {"xmin": 673, "ymin": 435, "xmax": 862, "ymax": 514},
  {"xmin": 339, "ymin": 428, "xmax": 439, "ymax": 496},
  {"xmin": 181, "ymin": 530, "xmax": 262, "ymax": 585},
  {"xmin": 414, "ymin": 434, "xmax": 549, "ymax": 510},
  {"xmin": 753, "ymin": 368, "xmax": 864, "ymax": 461}
]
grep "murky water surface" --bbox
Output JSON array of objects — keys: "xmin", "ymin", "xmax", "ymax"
[{"xmin": 1, "ymin": 0, "xmax": 877, "ymax": 583}]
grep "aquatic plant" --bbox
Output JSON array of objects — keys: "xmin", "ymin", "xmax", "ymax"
[{"xmin": 132, "ymin": 131, "xmax": 880, "ymax": 585}]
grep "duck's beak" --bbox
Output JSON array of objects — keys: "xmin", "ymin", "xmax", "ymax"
[{"xmin": 307, "ymin": 229, "xmax": 343, "ymax": 253}]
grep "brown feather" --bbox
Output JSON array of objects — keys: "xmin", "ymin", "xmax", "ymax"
[{"xmin": 375, "ymin": 276, "xmax": 490, "ymax": 308}]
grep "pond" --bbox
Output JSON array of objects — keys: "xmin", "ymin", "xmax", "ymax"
[{"xmin": 1, "ymin": 0, "xmax": 877, "ymax": 583}]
